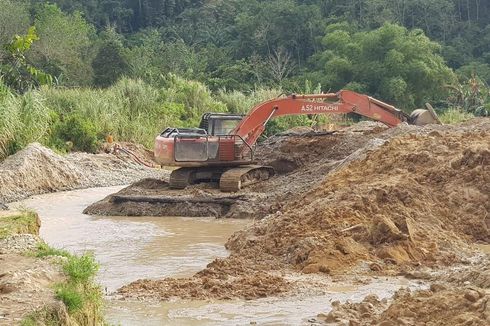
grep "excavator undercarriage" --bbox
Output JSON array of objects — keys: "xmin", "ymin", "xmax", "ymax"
[{"xmin": 169, "ymin": 165, "xmax": 275, "ymax": 192}]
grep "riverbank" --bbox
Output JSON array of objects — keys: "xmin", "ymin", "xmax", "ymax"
[
  {"xmin": 0, "ymin": 210, "xmax": 105, "ymax": 325},
  {"xmin": 0, "ymin": 143, "xmax": 168, "ymax": 204}
]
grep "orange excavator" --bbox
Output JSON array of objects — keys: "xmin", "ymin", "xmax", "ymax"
[{"xmin": 154, "ymin": 90, "xmax": 436, "ymax": 191}]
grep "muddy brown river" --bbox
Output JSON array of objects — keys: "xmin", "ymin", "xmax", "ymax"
[{"xmin": 13, "ymin": 187, "xmax": 426, "ymax": 325}]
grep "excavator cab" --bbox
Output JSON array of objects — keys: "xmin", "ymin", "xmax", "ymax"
[
  {"xmin": 154, "ymin": 113, "xmax": 252, "ymax": 167},
  {"xmin": 198, "ymin": 113, "xmax": 244, "ymax": 136}
]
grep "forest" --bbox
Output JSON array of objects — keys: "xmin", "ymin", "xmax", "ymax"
[{"xmin": 1, "ymin": 0, "xmax": 489, "ymax": 156}]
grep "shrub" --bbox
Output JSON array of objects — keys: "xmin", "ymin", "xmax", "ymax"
[
  {"xmin": 55, "ymin": 284, "xmax": 84, "ymax": 312},
  {"xmin": 35, "ymin": 245, "xmax": 104, "ymax": 323},
  {"xmin": 63, "ymin": 254, "xmax": 99, "ymax": 284},
  {"xmin": 51, "ymin": 114, "xmax": 99, "ymax": 153}
]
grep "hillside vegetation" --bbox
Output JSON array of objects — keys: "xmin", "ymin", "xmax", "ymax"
[{"xmin": 1, "ymin": 0, "xmax": 489, "ymax": 157}]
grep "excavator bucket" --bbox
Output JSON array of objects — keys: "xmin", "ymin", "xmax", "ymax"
[{"xmin": 409, "ymin": 103, "xmax": 442, "ymax": 126}]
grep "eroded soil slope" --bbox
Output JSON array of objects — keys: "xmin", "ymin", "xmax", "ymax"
[
  {"xmin": 0, "ymin": 211, "xmax": 65, "ymax": 325},
  {"xmin": 119, "ymin": 119, "xmax": 489, "ymax": 301}
]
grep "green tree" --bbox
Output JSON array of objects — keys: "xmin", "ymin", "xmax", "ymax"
[
  {"xmin": 309, "ymin": 22, "xmax": 455, "ymax": 110},
  {"xmin": 0, "ymin": 27, "xmax": 53, "ymax": 92},
  {"xmin": 0, "ymin": 0, "xmax": 30, "ymax": 46},
  {"xmin": 31, "ymin": 3, "xmax": 96, "ymax": 86},
  {"xmin": 92, "ymin": 28, "xmax": 129, "ymax": 87}
]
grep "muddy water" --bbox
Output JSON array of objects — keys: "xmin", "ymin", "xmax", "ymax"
[
  {"xmin": 107, "ymin": 277, "xmax": 420, "ymax": 325},
  {"xmin": 12, "ymin": 187, "xmax": 248, "ymax": 293},
  {"xmin": 12, "ymin": 187, "xmax": 426, "ymax": 325}
]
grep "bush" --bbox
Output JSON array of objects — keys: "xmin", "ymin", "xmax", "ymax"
[
  {"xmin": 35, "ymin": 245, "xmax": 104, "ymax": 323},
  {"xmin": 50, "ymin": 114, "xmax": 99, "ymax": 153},
  {"xmin": 55, "ymin": 284, "xmax": 84, "ymax": 312},
  {"xmin": 63, "ymin": 254, "xmax": 99, "ymax": 284}
]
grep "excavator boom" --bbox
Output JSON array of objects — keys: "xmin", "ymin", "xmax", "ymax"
[{"xmin": 234, "ymin": 90, "xmax": 407, "ymax": 148}]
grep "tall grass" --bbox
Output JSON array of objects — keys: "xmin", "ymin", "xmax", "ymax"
[
  {"xmin": 439, "ymin": 108, "xmax": 475, "ymax": 124},
  {"xmin": 1, "ymin": 77, "xmax": 334, "ymax": 158},
  {"xmin": 0, "ymin": 76, "xmax": 229, "ymax": 157},
  {"xmin": 42, "ymin": 76, "xmax": 227, "ymax": 149},
  {"xmin": 0, "ymin": 85, "xmax": 50, "ymax": 158}
]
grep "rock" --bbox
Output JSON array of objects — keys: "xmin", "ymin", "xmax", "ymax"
[
  {"xmin": 0, "ymin": 202, "xmax": 7, "ymax": 210},
  {"xmin": 369, "ymin": 262, "xmax": 383, "ymax": 272},
  {"xmin": 464, "ymin": 289, "xmax": 481, "ymax": 302},
  {"xmin": 371, "ymin": 216, "xmax": 408, "ymax": 244},
  {"xmin": 404, "ymin": 270, "xmax": 432, "ymax": 280},
  {"xmin": 0, "ymin": 234, "xmax": 41, "ymax": 254},
  {"xmin": 429, "ymin": 283, "xmax": 447, "ymax": 293}
]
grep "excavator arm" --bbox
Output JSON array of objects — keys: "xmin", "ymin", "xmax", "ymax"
[{"xmin": 233, "ymin": 90, "xmax": 409, "ymax": 147}]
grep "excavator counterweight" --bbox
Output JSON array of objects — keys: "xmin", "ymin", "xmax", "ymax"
[{"xmin": 155, "ymin": 90, "xmax": 438, "ymax": 191}]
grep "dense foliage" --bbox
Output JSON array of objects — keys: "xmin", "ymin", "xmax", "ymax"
[{"xmin": 1, "ymin": 0, "xmax": 489, "ymax": 156}]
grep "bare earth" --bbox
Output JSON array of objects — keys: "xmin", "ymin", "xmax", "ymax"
[
  {"xmin": 0, "ymin": 143, "xmax": 168, "ymax": 204},
  {"xmin": 114, "ymin": 119, "xmax": 489, "ymax": 325},
  {"xmin": 0, "ymin": 212, "xmax": 66, "ymax": 325}
]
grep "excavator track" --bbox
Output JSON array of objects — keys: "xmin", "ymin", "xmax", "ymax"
[
  {"xmin": 219, "ymin": 165, "xmax": 275, "ymax": 192},
  {"xmin": 169, "ymin": 168, "xmax": 195, "ymax": 189}
]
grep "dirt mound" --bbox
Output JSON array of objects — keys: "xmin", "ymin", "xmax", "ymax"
[
  {"xmin": 0, "ymin": 143, "xmax": 168, "ymax": 203},
  {"xmin": 227, "ymin": 122, "xmax": 489, "ymax": 276},
  {"xmin": 119, "ymin": 119, "xmax": 490, "ymax": 301},
  {"xmin": 119, "ymin": 267, "xmax": 288, "ymax": 301},
  {"xmin": 323, "ymin": 286, "xmax": 489, "ymax": 325}
]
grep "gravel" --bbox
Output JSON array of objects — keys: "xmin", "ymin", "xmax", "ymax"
[
  {"xmin": 0, "ymin": 234, "xmax": 42, "ymax": 254},
  {"xmin": 0, "ymin": 143, "xmax": 169, "ymax": 203}
]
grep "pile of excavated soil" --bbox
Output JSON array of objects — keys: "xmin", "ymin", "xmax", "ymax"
[
  {"xmin": 119, "ymin": 119, "xmax": 489, "ymax": 301},
  {"xmin": 322, "ymin": 285, "xmax": 489, "ymax": 325},
  {"xmin": 0, "ymin": 143, "xmax": 168, "ymax": 203}
]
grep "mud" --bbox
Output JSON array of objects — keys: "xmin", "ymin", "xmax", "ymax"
[
  {"xmin": 118, "ymin": 118, "xmax": 490, "ymax": 302},
  {"xmin": 0, "ymin": 143, "xmax": 168, "ymax": 203},
  {"xmin": 323, "ymin": 285, "xmax": 489, "ymax": 325}
]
